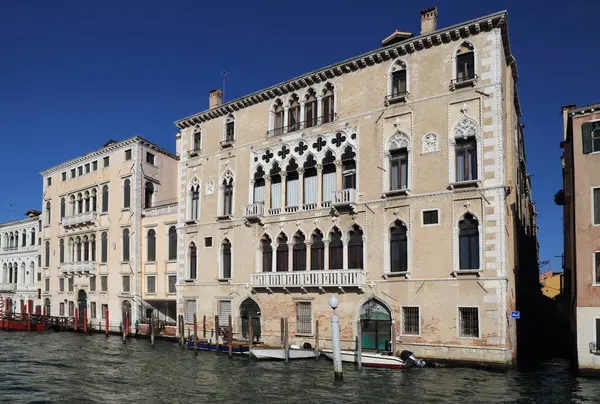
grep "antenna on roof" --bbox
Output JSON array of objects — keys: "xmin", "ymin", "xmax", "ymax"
[{"xmin": 221, "ymin": 70, "xmax": 229, "ymax": 102}]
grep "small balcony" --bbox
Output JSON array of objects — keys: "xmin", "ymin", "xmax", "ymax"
[
  {"xmin": 384, "ymin": 91, "xmax": 409, "ymax": 105},
  {"xmin": 0, "ymin": 283, "xmax": 16, "ymax": 293},
  {"xmin": 2, "ymin": 246, "xmax": 18, "ymax": 252},
  {"xmin": 250, "ymin": 269, "xmax": 365, "ymax": 293},
  {"xmin": 266, "ymin": 113, "xmax": 338, "ymax": 137},
  {"xmin": 60, "ymin": 261, "xmax": 97, "ymax": 276},
  {"xmin": 188, "ymin": 147, "xmax": 201, "ymax": 157},
  {"xmin": 332, "ymin": 188, "xmax": 357, "ymax": 209},
  {"xmin": 220, "ymin": 137, "xmax": 235, "ymax": 148},
  {"xmin": 450, "ymin": 74, "xmax": 478, "ymax": 91},
  {"xmin": 62, "ymin": 211, "xmax": 97, "ymax": 228},
  {"xmin": 244, "ymin": 202, "xmax": 265, "ymax": 221}
]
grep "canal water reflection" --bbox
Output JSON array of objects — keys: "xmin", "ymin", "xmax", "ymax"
[{"xmin": 0, "ymin": 332, "xmax": 599, "ymax": 403}]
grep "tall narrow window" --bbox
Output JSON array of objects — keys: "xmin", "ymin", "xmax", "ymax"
[
  {"xmin": 292, "ymin": 232, "xmax": 306, "ymax": 271},
  {"xmin": 168, "ymin": 226, "xmax": 177, "ymax": 261},
  {"xmin": 122, "ymin": 275, "xmax": 130, "ymax": 293},
  {"xmin": 303, "ymin": 156, "xmax": 317, "ymax": 208},
  {"xmin": 253, "ymin": 167, "xmax": 266, "ymax": 203},
  {"xmin": 286, "ymin": 159, "xmax": 299, "ymax": 209},
  {"xmin": 593, "ymin": 188, "xmax": 600, "ymax": 225},
  {"xmin": 193, "ymin": 132, "xmax": 201, "ymax": 152},
  {"xmin": 144, "ymin": 182, "xmax": 154, "ymax": 208},
  {"xmin": 30, "ymin": 229, "xmax": 35, "ymax": 246},
  {"xmin": 270, "ymin": 163, "xmax": 282, "ymax": 213},
  {"xmin": 458, "ymin": 214, "xmax": 479, "ymax": 270},
  {"xmin": 225, "ymin": 116, "xmax": 235, "ymax": 142},
  {"xmin": 59, "ymin": 239, "xmax": 65, "ymax": 264},
  {"xmin": 276, "ymin": 233, "xmax": 288, "ymax": 272},
  {"xmin": 101, "ymin": 232, "xmax": 108, "ymax": 263},
  {"xmin": 321, "ymin": 85, "xmax": 335, "ymax": 123},
  {"xmin": 123, "ymin": 179, "xmax": 131, "ymax": 208},
  {"xmin": 322, "ymin": 151, "xmax": 336, "ymax": 204},
  {"xmin": 262, "ymin": 235, "xmax": 272, "ymax": 272},
  {"xmin": 273, "ymin": 102, "xmax": 284, "ymax": 136},
  {"xmin": 222, "ymin": 239, "xmax": 232, "ymax": 279},
  {"xmin": 390, "ymin": 220, "xmax": 408, "ymax": 272},
  {"xmin": 45, "ymin": 202, "xmax": 51, "ymax": 225},
  {"xmin": 222, "ymin": 178, "xmax": 233, "ymax": 216},
  {"xmin": 21, "ymin": 231, "xmax": 26, "ymax": 247},
  {"xmin": 190, "ymin": 186, "xmax": 200, "ymax": 220},
  {"xmin": 60, "ymin": 198, "xmax": 66, "ymax": 219},
  {"xmin": 288, "ymin": 97, "xmax": 300, "ymax": 132},
  {"xmin": 189, "ymin": 243, "xmax": 197, "ymax": 279},
  {"xmin": 342, "ymin": 146, "xmax": 356, "ymax": 190},
  {"xmin": 122, "ymin": 229, "xmax": 130, "ymax": 262},
  {"xmin": 76, "ymin": 237, "xmax": 82, "ymax": 262},
  {"xmin": 391, "ymin": 69, "xmax": 407, "ymax": 97},
  {"xmin": 91, "ymin": 189, "xmax": 97, "ymax": 212},
  {"xmin": 329, "ymin": 228, "xmax": 343, "ymax": 270},
  {"xmin": 44, "ymin": 241, "xmax": 50, "ymax": 267},
  {"xmin": 304, "ymin": 91, "xmax": 317, "ymax": 128},
  {"xmin": 348, "ymin": 225, "xmax": 363, "ymax": 269},
  {"xmin": 455, "ymin": 138, "xmax": 477, "ymax": 182},
  {"xmin": 456, "ymin": 46, "xmax": 475, "ymax": 82},
  {"xmin": 311, "ymin": 230, "xmax": 324, "ymax": 271},
  {"xmin": 147, "ymin": 229, "xmax": 156, "ymax": 262},
  {"xmin": 102, "ymin": 185, "xmax": 109, "ymax": 212},
  {"xmin": 390, "ymin": 149, "xmax": 408, "ymax": 190}
]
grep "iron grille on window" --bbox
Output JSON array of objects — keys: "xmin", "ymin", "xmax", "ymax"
[
  {"xmin": 185, "ymin": 299, "xmax": 196, "ymax": 324},
  {"xmin": 402, "ymin": 307, "xmax": 420, "ymax": 335},
  {"xmin": 459, "ymin": 307, "xmax": 479, "ymax": 338},
  {"xmin": 423, "ymin": 210, "xmax": 439, "ymax": 225},
  {"xmin": 296, "ymin": 302, "xmax": 312, "ymax": 335}
]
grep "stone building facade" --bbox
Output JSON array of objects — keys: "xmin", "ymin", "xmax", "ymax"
[
  {"xmin": 39, "ymin": 137, "xmax": 178, "ymax": 330},
  {"xmin": 173, "ymin": 8, "xmax": 536, "ymax": 366},
  {"xmin": 561, "ymin": 103, "xmax": 600, "ymax": 374},
  {"xmin": 0, "ymin": 210, "xmax": 41, "ymax": 315}
]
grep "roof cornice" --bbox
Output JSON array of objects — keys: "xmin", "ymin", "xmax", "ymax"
[
  {"xmin": 175, "ymin": 10, "xmax": 516, "ymax": 128},
  {"xmin": 568, "ymin": 104, "xmax": 600, "ymax": 117},
  {"xmin": 40, "ymin": 136, "xmax": 179, "ymax": 176}
]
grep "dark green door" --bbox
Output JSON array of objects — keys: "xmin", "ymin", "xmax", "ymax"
[{"xmin": 360, "ymin": 299, "xmax": 392, "ymax": 351}]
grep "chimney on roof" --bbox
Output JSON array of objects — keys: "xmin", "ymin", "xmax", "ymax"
[
  {"xmin": 420, "ymin": 7, "xmax": 438, "ymax": 35},
  {"xmin": 209, "ymin": 89, "xmax": 223, "ymax": 109}
]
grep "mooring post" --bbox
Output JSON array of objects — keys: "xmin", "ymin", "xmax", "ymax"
[
  {"xmin": 329, "ymin": 295, "xmax": 343, "ymax": 380},
  {"xmin": 215, "ymin": 315, "xmax": 220, "ymax": 353},
  {"xmin": 125, "ymin": 311, "xmax": 130, "ymax": 338},
  {"xmin": 280, "ymin": 317, "xmax": 285, "ymax": 348},
  {"xmin": 356, "ymin": 321, "xmax": 362, "ymax": 371},
  {"xmin": 203, "ymin": 315, "xmax": 206, "ymax": 338},
  {"xmin": 74, "ymin": 307, "xmax": 79, "ymax": 332},
  {"xmin": 150, "ymin": 318, "xmax": 155, "ymax": 348},
  {"xmin": 193, "ymin": 313, "xmax": 198, "ymax": 356},
  {"xmin": 179, "ymin": 315, "xmax": 185, "ymax": 346},
  {"xmin": 105, "ymin": 307, "xmax": 109, "ymax": 338},
  {"xmin": 228, "ymin": 314, "xmax": 233, "ymax": 359},
  {"xmin": 42, "ymin": 305, "xmax": 46, "ymax": 327},
  {"xmin": 83, "ymin": 308, "xmax": 87, "ymax": 334},
  {"xmin": 284, "ymin": 317, "xmax": 289, "ymax": 363},
  {"xmin": 391, "ymin": 323, "xmax": 397, "ymax": 356},
  {"xmin": 248, "ymin": 316, "xmax": 254, "ymax": 359},
  {"xmin": 27, "ymin": 300, "xmax": 32, "ymax": 332},
  {"xmin": 315, "ymin": 319, "xmax": 319, "ymax": 360}
]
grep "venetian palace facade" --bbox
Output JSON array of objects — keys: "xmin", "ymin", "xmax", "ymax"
[{"xmin": 173, "ymin": 8, "xmax": 538, "ymax": 366}]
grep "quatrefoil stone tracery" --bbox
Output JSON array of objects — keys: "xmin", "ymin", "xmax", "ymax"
[
  {"xmin": 388, "ymin": 132, "xmax": 410, "ymax": 150},
  {"xmin": 454, "ymin": 117, "xmax": 479, "ymax": 139}
]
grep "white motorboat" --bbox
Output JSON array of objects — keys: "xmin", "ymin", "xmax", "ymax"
[
  {"xmin": 322, "ymin": 349, "xmax": 421, "ymax": 369},
  {"xmin": 250, "ymin": 345, "xmax": 319, "ymax": 360}
]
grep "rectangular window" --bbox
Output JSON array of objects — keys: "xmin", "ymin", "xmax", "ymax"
[
  {"xmin": 595, "ymin": 252, "xmax": 600, "ymax": 284},
  {"xmin": 78, "ymin": 166, "xmax": 83, "ymax": 176},
  {"xmin": 103, "ymin": 156, "xmax": 110, "ymax": 168},
  {"xmin": 125, "ymin": 149, "xmax": 132, "ymax": 161},
  {"xmin": 274, "ymin": 110, "xmax": 284, "ymax": 135},
  {"xmin": 193, "ymin": 133, "xmax": 201, "ymax": 151},
  {"xmin": 184, "ymin": 299, "xmax": 196, "ymax": 324},
  {"xmin": 45, "ymin": 278, "xmax": 50, "ymax": 292},
  {"xmin": 92, "ymin": 161, "xmax": 98, "ymax": 171},
  {"xmin": 122, "ymin": 275, "xmax": 130, "ymax": 293},
  {"xmin": 147, "ymin": 276, "xmax": 156, "ymax": 294},
  {"xmin": 304, "ymin": 100, "xmax": 317, "ymax": 128},
  {"xmin": 226, "ymin": 122, "xmax": 235, "ymax": 141},
  {"xmin": 296, "ymin": 301, "xmax": 312, "ymax": 335},
  {"xmin": 390, "ymin": 149, "xmax": 408, "ymax": 190},
  {"xmin": 391, "ymin": 69, "xmax": 407, "ymax": 97},
  {"xmin": 47, "ymin": 177, "xmax": 52, "ymax": 186},
  {"xmin": 304, "ymin": 170, "xmax": 317, "ymax": 204},
  {"xmin": 146, "ymin": 152, "xmax": 155, "ymax": 165},
  {"xmin": 71, "ymin": 168, "xmax": 76, "ymax": 178},
  {"xmin": 101, "ymin": 304, "xmax": 108, "ymax": 319},
  {"xmin": 218, "ymin": 300, "xmax": 232, "ymax": 326},
  {"xmin": 90, "ymin": 276, "xmax": 96, "ymax": 292},
  {"xmin": 68, "ymin": 301, "xmax": 74, "ymax": 317},
  {"xmin": 68, "ymin": 277, "xmax": 74, "ymax": 292},
  {"xmin": 38, "ymin": 255, "xmax": 41, "ymax": 267},
  {"xmin": 101, "ymin": 275, "xmax": 108, "ymax": 292},
  {"xmin": 458, "ymin": 307, "xmax": 479, "ymax": 338},
  {"xmin": 594, "ymin": 188, "xmax": 600, "ymax": 225},
  {"xmin": 455, "ymin": 138, "xmax": 477, "ymax": 182},
  {"xmin": 90, "ymin": 302, "xmax": 96, "ymax": 319},
  {"xmin": 168, "ymin": 275, "xmax": 177, "ymax": 294},
  {"xmin": 59, "ymin": 303, "xmax": 65, "ymax": 316},
  {"xmin": 37, "ymin": 272, "xmax": 41, "ymax": 282},
  {"xmin": 59, "ymin": 278, "xmax": 65, "ymax": 292},
  {"xmin": 402, "ymin": 307, "xmax": 420, "ymax": 335},
  {"xmin": 422, "ymin": 210, "xmax": 439, "ymax": 225},
  {"xmin": 85, "ymin": 163, "xmax": 90, "ymax": 173},
  {"xmin": 61, "ymin": 172, "xmax": 66, "ymax": 182},
  {"xmin": 596, "ymin": 318, "xmax": 600, "ymax": 347}
]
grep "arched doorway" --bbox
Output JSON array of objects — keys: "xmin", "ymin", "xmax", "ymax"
[
  {"xmin": 240, "ymin": 298, "xmax": 261, "ymax": 342},
  {"xmin": 77, "ymin": 290, "xmax": 87, "ymax": 326},
  {"xmin": 122, "ymin": 300, "xmax": 132, "ymax": 327},
  {"xmin": 360, "ymin": 299, "xmax": 392, "ymax": 351}
]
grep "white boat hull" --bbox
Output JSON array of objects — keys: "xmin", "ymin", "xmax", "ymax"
[
  {"xmin": 321, "ymin": 349, "xmax": 407, "ymax": 369},
  {"xmin": 251, "ymin": 348, "xmax": 318, "ymax": 360}
]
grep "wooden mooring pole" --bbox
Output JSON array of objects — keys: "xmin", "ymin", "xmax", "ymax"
[
  {"xmin": 203, "ymin": 315, "xmax": 206, "ymax": 338},
  {"xmin": 284, "ymin": 317, "xmax": 289, "ymax": 363},
  {"xmin": 315, "ymin": 319, "xmax": 319, "ymax": 360},
  {"xmin": 248, "ymin": 316, "xmax": 254, "ymax": 351},
  {"xmin": 280, "ymin": 318, "xmax": 285, "ymax": 348},
  {"xmin": 83, "ymin": 308, "xmax": 87, "ymax": 334},
  {"xmin": 228, "ymin": 314, "xmax": 233, "ymax": 359},
  {"xmin": 356, "ymin": 321, "xmax": 362, "ymax": 370},
  {"xmin": 27, "ymin": 302, "xmax": 31, "ymax": 332},
  {"xmin": 105, "ymin": 307, "xmax": 109, "ymax": 338},
  {"xmin": 179, "ymin": 315, "xmax": 184, "ymax": 346},
  {"xmin": 391, "ymin": 323, "xmax": 397, "ymax": 355},
  {"xmin": 150, "ymin": 318, "xmax": 155, "ymax": 348},
  {"xmin": 125, "ymin": 311, "xmax": 130, "ymax": 338},
  {"xmin": 193, "ymin": 313, "xmax": 198, "ymax": 356},
  {"xmin": 215, "ymin": 315, "xmax": 220, "ymax": 353}
]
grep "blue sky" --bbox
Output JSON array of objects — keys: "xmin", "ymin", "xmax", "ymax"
[{"xmin": 1, "ymin": 0, "xmax": 598, "ymax": 272}]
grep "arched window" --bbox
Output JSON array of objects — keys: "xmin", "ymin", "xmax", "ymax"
[
  {"xmin": 188, "ymin": 242, "xmax": 197, "ymax": 279},
  {"xmin": 276, "ymin": 233, "xmax": 288, "ymax": 272},
  {"xmin": 288, "ymin": 95, "xmax": 300, "ymax": 132},
  {"xmin": 69, "ymin": 195, "xmax": 76, "ymax": 215},
  {"xmin": 83, "ymin": 236, "xmax": 90, "ymax": 262},
  {"xmin": 342, "ymin": 146, "xmax": 356, "ymax": 190},
  {"xmin": 14, "ymin": 233, "xmax": 18, "ymax": 248},
  {"xmin": 20, "ymin": 262, "xmax": 25, "ymax": 283},
  {"xmin": 292, "ymin": 232, "xmax": 306, "ymax": 271},
  {"xmin": 270, "ymin": 163, "xmax": 282, "ymax": 213},
  {"xmin": 321, "ymin": 84, "xmax": 335, "ymax": 123},
  {"xmin": 84, "ymin": 191, "xmax": 90, "ymax": 212},
  {"xmin": 311, "ymin": 230, "xmax": 324, "ymax": 271},
  {"xmin": 387, "ymin": 59, "xmax": 408, "ymax": 103},
  {"xmin": 455, "ymin": 42, "xmax": 475, "ymax": 83},
  {"xmin": 304, "ymin": 89, "xmax": 317, "ymax": 128},
  {"xmin": 224, "ymin": 114, "xmax": 235, "ymax": 142},
  {"xmin": 60, "ymin": 198, "xmax": 66, "ymax": 219},
  {"xmin": 348, "ymin": 225, "xmax": 363, "ymax": 269},
  {"xmin": 101, "ymin": 232, "xmax": 108, "ymax": 263},
  {"xmin": 360, "ymin": 299, "xmax": 392, "ymax": 351},
  {"xmin": 123, "ymin": 179, "xmax": 131, "ymax": 209},
  {"xmin": 273, "ymin": 100, "xmax": 284, "ymax": 136},
  {"xmin": 122, "ymin": 229, "xmax": 130, "ymax": 262},
  {"xmin": 303, "ymin": 155, "xmax": 318, "ymax": 208},
  {"xmin": 193, "ymin": 130, "xmax": 202, "ymax": 152},
  {"xmin": 45, "ymin": 201, "xmax": 51, "ymax": 225},
  {"xmin": 68, "ymin": 238, "xmax": 74, "ymax": 262},
  {"xmin": 221, "ymin": 239, "xmax": 231, "ymax": 279},
  {"xmin": 30, "ymin": 229, "xmax": 35, "ymax": 246},
  {"xmin": 222, "ymin": 177, "xmax": 233, "ymax": 216},
  {"xmin": 390, "ymin": 220, "xmax": 408, "ymax": 272},
  {"xmin": 261, "ymin": 235, "xmax": 272, "ymax": 272},
  {"xmin": 454, "ymin": 118, "xmax": 479, "ymax": 182},
  {"xmin": 91, "ymin": 235, "xmax": 96, "ymax": 262},
  {"xmin": 459, "ymin": 213, "xmax": 480, "ymax": 270},
  {"xmin": 190, "ymin": 182, "xmax": 200, "ymax": 220},
  {"xmin": 253, "ymin": 166, "xmax": 266, "ymax": 203},
  {"xmin": 91, "ymin": 189, "xmax": 97, "ymax": 212},
  {"xmin": 144, "ymin": 182, "xmax": 154, "ymax": 209},
  {"xmin": 322, "ymin": 150, "xmax": 336, "ymax": 205},
  {"xmin": 329, "ymin": 227, "xmax": 343, "ymax": 270},
  {"xmin": 147, "ymin": 229, "xmax": 156, "ymax": 262},
  {"xmin": 21, "ymin": 230, "xmax": 26, "ymax": 247},
  {"xmin": 286, "ymin": 159, "xmax": 299, "ymax": 210},
  {"xmin": 29, "ymin": 261, "xmax": 34, "ymax": 284},
  {"xmin": 77, "ymin": 193, "xmax": 83, "ymax": 214},
  {"xmin": 59, "ymin": 239, "xmax": 65, "ymax": 264},
  {"xmin": 44, "ymin": 241, "xmax": 50, "ymax": 267},
  {"xmin": 388, "ymin": 133, "xmax": 409, "ymax": 191},
  {"xmin": 168, "ymin": 226, "xmax": 177, "ymax": 261},
  {"xmin": 102, "ymin": 185, "xmax": 109, "ymax": 212},
  {"xmin": 76, "ymin": 237, "xmax": 82, "ymax": 262},
  {"xmin": 44, "ymin": 298, "xmax": 51, "ymax": 316}
]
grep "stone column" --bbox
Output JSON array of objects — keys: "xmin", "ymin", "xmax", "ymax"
[
  {"xmin": 271, "ymin": 243, "xmax": 277, "ymax": 272},
  {"xmin": 335, "ymin": 160, "xmax": 343, "ymax": 191},
  {"xmin": 298, "ymin": 168, "xmax": 305, "ymax": 210},
  {"xmin": 264, "ymin": 176, "xmax": 271, "ymax": 212},
  {"xmin": 305, "ymin": 241, "xmax": 312, "ymax": 271},
  {"xmin": 324, "ymin": 239, "xmax": 330, "ymax": 270},
  {"xmin": 316, "ymin": 164, "xmax": 323, "ymax": 206},
  {"xmin": 283, "ymin": 108, "xmax": 289, "ymax": 133},
  {"xmin": 299, "ymin": 101, "xmax": 305, "ymax": 129},
  {"xmin": 281, "ymin": 172, "xmax": 287, "ymax": 212},
  {"xmin": 317, "ymin": 95, "xmax": 323, "ymax": 120},
  {"xmin": 287, "ymin": 242, "xmax": 294, "ymax": 272},
  {"xmin": 342, "ymin": 236, "xmax": 349, "ymax": 270}
]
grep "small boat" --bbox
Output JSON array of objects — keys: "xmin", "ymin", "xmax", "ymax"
[
  {"xmin": 321, "ymin": 349, "xmax": 426, "ymax": 369},
  {"xmin": 0, "ymin": 315, "xmax": 46, "ymax": 332},
  {"xmin": 250, "ymin": 345, "xmax": 319, "ymax": 360},
  {"xmin": 186, "ymin": 337, "xmax": 249, "ymax": 354}
]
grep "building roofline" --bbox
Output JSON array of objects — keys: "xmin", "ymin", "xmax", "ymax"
[
  {"xmin": 40, "ymin": 136, "xmax": 179, "ymax": 176},
  {"xmin": 567, "ymin": 103, "xmax": 600, "ymax": 117},
  {"xmin": 0, "ymin": 215, "xmax": 40, "ymax": 229},
  {"xmin": 175, "ymin": 10, "xmax": 519, "ymax": 128}
]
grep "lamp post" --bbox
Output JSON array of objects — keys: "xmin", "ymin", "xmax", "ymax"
[{"xmin": 329, "ymin": 294, "xmax": 343, "ymax": 380}]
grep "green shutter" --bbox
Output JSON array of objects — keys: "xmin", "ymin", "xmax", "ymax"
[{"xmin": 582, "ymin": 122, "xmax": 592, "ymax": 154}]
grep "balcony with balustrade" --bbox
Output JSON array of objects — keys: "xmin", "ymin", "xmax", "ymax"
[
  {"xmin": 60, "ymin": 261, "xmax": 97, "ymax": 276},
  {"xmin": 244, "ymin": 202, "xmax": 265, "ymax": 221},
  {"xmin": 0, "ymin": 283, "xmax": 16, "ymax": 293},
  {"xmin": 61, "ymin": 211, "xmax": 97, "ymax": 228},
  {"xmin": 332, "ymin": 188, "xmax": 357, "ymax": 210},
  {"xmin": 250, "ymin": 269, "xmax": 365, "ymax": 293}
]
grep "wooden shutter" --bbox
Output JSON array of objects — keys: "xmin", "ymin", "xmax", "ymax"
[{"xmin": 583, "ymin": 122, "xmax": 592, "ymax": 154}]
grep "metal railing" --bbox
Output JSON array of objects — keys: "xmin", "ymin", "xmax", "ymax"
[
  {"xmin": 450, "ymin": 73, "xmax": 478, "ymax": 89},
  {"xmin": 266, "ymin": 113, "xmax": 338, "ymax": 137},
  {"xmin": 384, "ymin": 91, "xmax": 409, "ymax": 104}
]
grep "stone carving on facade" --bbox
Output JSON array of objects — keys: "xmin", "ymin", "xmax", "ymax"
[
  {"xmin": 388, "ymin": 132, "xmax": 411, "ymax": 150},
  {"xmin": 454, "ymin": 117, "xmax": 479, "ymax": 139},
  {"xmin": 205, "ymin": 180, "xmax": 214, "ymax": 195},
  {"xmin": 421, "ymin": 133, "xmax": 439, "ymax": 154}
]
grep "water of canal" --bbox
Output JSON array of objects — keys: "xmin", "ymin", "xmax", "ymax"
[{"xmin": 0, "ymin": 332, "xmax": 598, "ymax": 404}]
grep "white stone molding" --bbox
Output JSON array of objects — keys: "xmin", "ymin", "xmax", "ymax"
[
  {"xmin": 451, "ymin": 40, "xmax": 478, "ymax": 83},
  {"xmin": 452, "ymin": 210, "xmax": 484, "ymax": 275},
  {"xmin": 447, "ymin": 114, "xmax": 483, "ymax": 184},
  {"xmin": 386, "ymin": 58, "xmax": 410, "ymax": 97}
]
